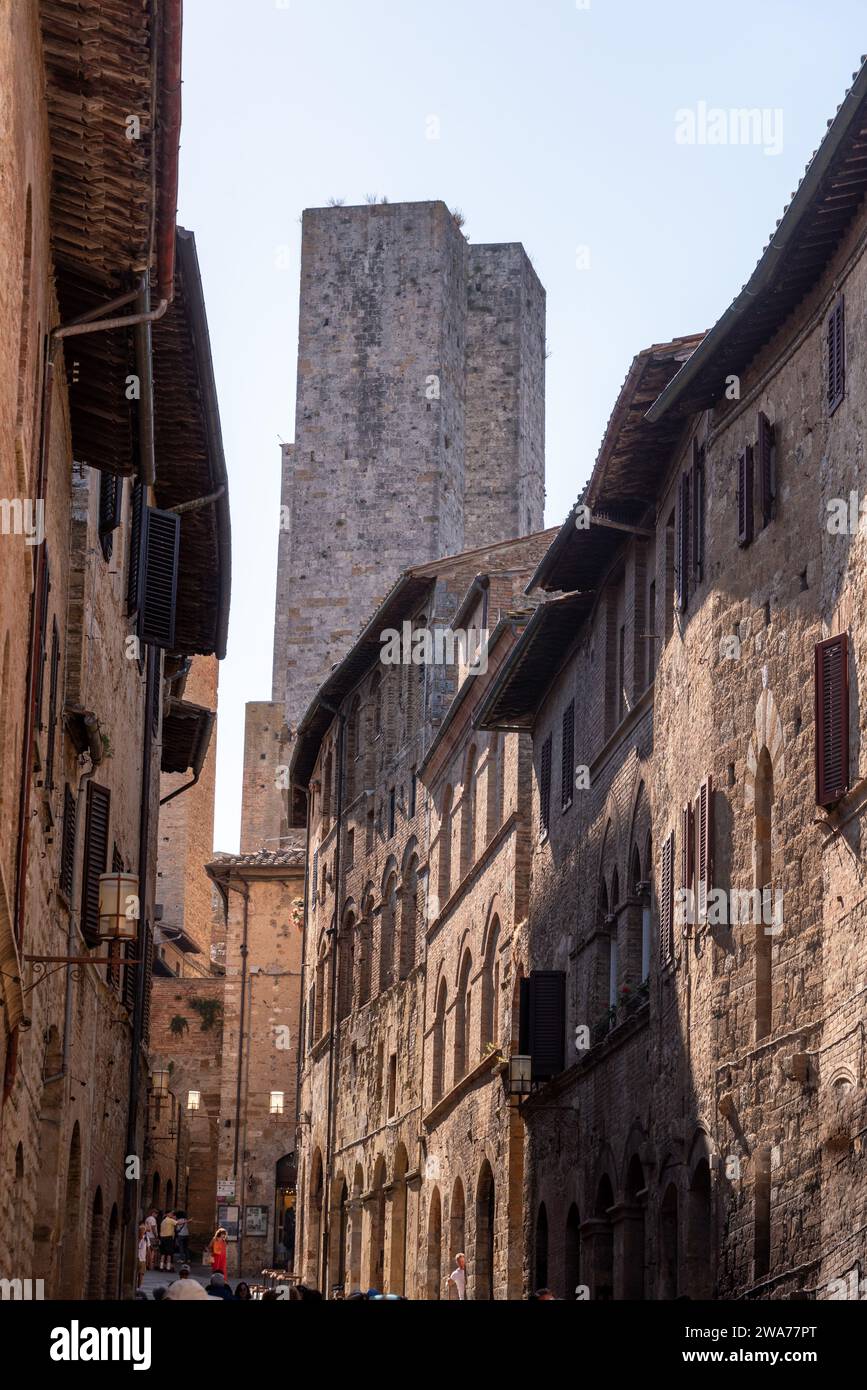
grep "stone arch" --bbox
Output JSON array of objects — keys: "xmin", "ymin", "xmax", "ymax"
[
  {"xmin": 623, "ymin": 1153, "xmax": 646, "ymax": 1299},
  {"xmin": 58, "ymin": 1122, "xmax": 83, "ymax": 1299},
  {"xmin": 448, "ymin": 1176, "xmax": 466, "ymax": 1290},
  {"xmin": 86, "ymin": 1187, "xmax": 104, "ymax": 1300},
  {"xmin": 337, "ymin": 903, "xmax": 356, "ymax": 1022},
  {"xmin": 658, "ymin": 1167, "xmax": 680, "ymax": 1299},
  {"xmin": 475, "ymin": 1159, "xmax": 496, "ymax": 1299},
  {"xmin": 432, "ymin": 973, "xmax": 448, "ymax": 1104},
  {"xmin": 454, "ymin": 946, "xmax": 473, "ymax": 1082},
  {"xmin": 686, "ymin": 1133, "xmax": 714, "ymax": 1299},
  {"xmin": 358, "ymin": 885, "xmax": 374, "ymax": 1005},
  {"xmin": 329, "ymin": 1171, "xmax": 349, "ymax": 1291},
  {"xmin": 590, "ymin": 1172, "xmax": 615, "ymax": 1299},
  {"xmin": 480, "ymin": 913, "xmax": 501, "ymax": 1050},
  {"xmin": 389, "ymin": 1143, "xmax": 409, "ymax": 1295},
  {"xmin": 427, "ymin": 1186, "xmax": 443, "ymax": 1299},
  {"xmin": 33, "ymin": 1027, "xmax": 63, "ymax": 1282},
  {"xmin": 368, "ymin": 1155, "xmax": 387, "ymax": 1289},
  {"xmin": 459, "ymin": 744, "xmax": 478, "ymax": 880},
  {"xmin": 306, "ymin": 1148, "xmax": 324, "ymax": 1287},
  {"xmin": 744, "ymin": 687, "xmax": 786, "ymax": 809},
  {"xmin": 398, "ymin": 841, "xmax": 420, "ymax": 979},
  {"xmin": 379, "ymin": 869, "xmax": 398, "ymax": 991},
  {"xmin": 437, "ymin": 784, "xmax": 453, "ymax": 910}
]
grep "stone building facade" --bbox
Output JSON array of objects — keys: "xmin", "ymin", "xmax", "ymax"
[
  {"xmin": 290, "ymin": 533, "xmax": 552, "ymax": 1296},
  {"xmin": 0, "ymin": 1, "xmax": 230, "ymax": 1299},
  {"xmin": 479, "ymin": 61, "xmax": 867, "ymax": 1300},
  {"xmin": 206, "ymin": 850, "xmax": 306, "ymax": 1278}
]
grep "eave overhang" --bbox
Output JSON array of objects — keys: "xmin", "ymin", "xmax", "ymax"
[
  {"xmin": 475, "ymin": 592, "xmax": 593, "ymax": 731},
  {"xmin": 160, "ymin": 697, "xmax": 215, "ymax": 776}
]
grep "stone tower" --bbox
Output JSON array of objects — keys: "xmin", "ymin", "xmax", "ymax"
[{"xmin": 240, "ymin": 199, "xmax": 546, "ymax": 850}]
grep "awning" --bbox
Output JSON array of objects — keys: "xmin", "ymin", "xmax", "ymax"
[
  {"xmin": 160, "ymin": 698, "xmax": 215, "ymax": 776},
  {"xmin": 475, "ymin": 592, "xmax": 594, "ymax": 731}
]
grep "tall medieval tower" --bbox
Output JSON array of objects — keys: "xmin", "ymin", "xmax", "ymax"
[{"xmin": 240, "ymin": 200, "xmax": 546, "ymax": 850}]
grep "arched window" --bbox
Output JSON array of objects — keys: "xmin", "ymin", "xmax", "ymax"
[
  {"xmin": 459, "ymin": 748, "xmax": 477, "ymax": 880},
  {"xmin": 315, "ymin": 935, "xmax": 329, "ymax": 1038},
  {"xmin": 379, "ymin": 874, "xmax": 398, "ymax": 991},
  {"xmin": 592, "ymin": 1176, "xmax": 614, "ymax": 1299},
  {"xmin": 432, "ymin": 978, "xmax": 448, "ymax": 1103},
  {"xmin": 659, "ymin": 1182, "xmax": 679, "ymax": 1298},
  {"xmin": 358, "ymin": 893, "xmax": 373, "ymax": 1006},
  {"xmin": 427, "ymin": 1187, "xmax": 443, "ymax": 1299},
  {"xmin": 480, "ymin": 916, "xmax": 501, "ymax": 1050},
  {"xmin": 454, "ymin": 949, "xmax": 473, "ymax": 1082},
  {"xmin": 368, "ymin": 1157, "xmax": 387, "ymax": 1290},
  {"xmin": 624, "ymin": 1155, "xmax": 646, "ymax": 1299},
  {"xmin": 448, "ymin": 1178, "xmax": 465, "ymax": 1289},
  {"xmin": 485, "ymin": 736, "xmax": 504, "ymax": 842},
  {"xmin": 437, "ymin": 786, "xmax": 453, "ymax": 909},
  {"xmin": 337, "ymin": 911, "xmax": 355, "ymax": 1021},
  {"xmin": 476, "ymin": 1162, "xmax": 496, "ymax": 1300},
  {"xmin": 398, "ymin": 854, "xmax": 419, "ymax": 979},
  {"xmin": 535, "ymin": 1203, "xmax": 549, "ymax": 1290},
  {"xmin": 686, "ymin": 1158, "xmax": 713, "ymax": 1298},
  {"xmin": 390, "ymin": 1145, "xmax": 409, "ymax": 1295},
  {"xmin": 755, "ymin": 748, "xmax": 774, "ymax": 1040},
  {"xmin": 346, "ymin": 697, "xmax": 360, "ymax": 803}
]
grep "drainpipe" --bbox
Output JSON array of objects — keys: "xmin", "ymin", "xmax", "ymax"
[
  {"xmin": 231, "ymin": 880, "xmax": 251, "ymax": 1179},
  {"xmin": 321, "ymin": 708, "xmax": 347, "ymax": 1295},
  {"xmin": 293, "ymin": 785, "xmax": 311, "ymax": 1281}
]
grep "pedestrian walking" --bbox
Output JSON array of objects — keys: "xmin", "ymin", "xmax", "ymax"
[
  {"xmin": 174, "ymin": 1211, "xmax": 190, "ymax": 1264},
  {"xmin": 159, "ymin": 1210, "xmax": 178, "ymax": 1271},
  {"xmin": 144, "ymin": 1209, "xmax": 158, "ymax": 1270},
  {"xmin": 137, "ymin": 1223, "xmax": 149, "ymax": 1288},
  {"xmin": 205, "ymin": 1272, "xmax": 234, "ymax": 1300},
  {"xmin": 208, "ymin": 1226, "xmax": 228, "ymax": 1277},
  {"xmin": 446, "ymin": 1252, "xmax": 467, "ymax": 1300}
]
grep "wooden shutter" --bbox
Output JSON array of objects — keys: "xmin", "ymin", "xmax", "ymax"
[
  {"xmin": 737, "ymin": 446, "xmax": 754, "ymax": 547},
  {"xmin": 528, "ymin": 970, "xmax": 566, "ymax": 1080},
  {"xmin": 827, "ymin": 297, "xmax": 845, "ymax": 413},
  {"xmin": 815, "ymin": 634, "xmax": 849, "ymax": 806},
  {"xmin": 140, "ymin": 921, "xmax": 154, "ymax": 1043},
  {"xmin": 34, "ymin": 552, "xmax": 50, "ymax": 728},
  {"xmin": 139, "ymin": 507, "xmax": 180, "ymax": 649},
  {"xmin": 539, "ymin": 734, "xmax": 552, "ymax": 835},
  {"xmin": 660, "ymin": 830, "xmax": 674, "ymax": 964},
  {"xmin": 60, "ymin": 784, "xmax": 76, "ymax": 899},
  {"xmin": 122, "ymin": 940, "xmax": 137, "ymax": 1012},
  {"xmin": 757, "ymin": 411, "xmax": 775, "ymax": 527},
  {"xmin": 680, "ymin": 803, "xmax": 694, "ymax": 891},
  {"xmin": 99, "ymin": 471, "xmax": 122, "ymax": 562},
  {"xmin": 691, "ymin": 439, "xmax": 705, "ymax": 585},
  {"xmin": 561, "ymin": 700, "xmax": 575, "ymax": 811},
  {"xmin": 127, "ymin": 481, "xmax": 144, "ymax": 613},
  {"xmin": 675, "ymin": 471, "xmax": 690, "ymax": 611},
  {"xmin": 697, "ymin": 776, "xmax": 713, "ymax": 924},
  {"xmin": 81, "ymin": 782, "xmax": 110, "ymax": 946},
  {"xmin": 45, "ymin": 618, "xmax": 60, "ymax": 792}
]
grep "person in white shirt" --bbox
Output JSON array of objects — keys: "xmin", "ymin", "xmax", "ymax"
[{"xmin": 446, "ymin": 1252, "xmax": 467, "ymax": 1300}]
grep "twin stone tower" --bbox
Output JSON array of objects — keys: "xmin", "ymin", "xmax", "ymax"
[{"xmin": 239, "ymin": 199, "xmax": 547, "ymax": 852}]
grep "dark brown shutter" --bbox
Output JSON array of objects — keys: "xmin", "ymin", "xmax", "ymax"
[
  {"xmin": 539, "ymin": 733, "xmax": 552, "ymax": 835},
  {"xmin": 827, "ymin": 297, "xmax": 845, "ymax": 413},
  {"xmin": 45, "ymin": 618, "xmax": 60, "ymax": 792},
  {"xmin": 34, "ymin": 552, "xmax": 50, "ymax": 729},
  {"xmin": 528, "ymin": 970, "xmax": 566, "ymax": 1080},
  {"xmin": 680, "ymin": 802, "xmax": 694, "ymax": 892},
  {"xmin": 122, "ymin": 940, "xmax": 137, "ymax": 1012},
  {"xmin": 815, "ymin": 634, "xmax": 849, "ymax": 806},
  {"xmin": 99, "ymin": 471, "xmax": 122, "ymax": 562},
  {"xmin": 757, "ymin": 412, "xmax": 775, "ymax": 527},
  {"xmin": 561, "ymin": 700, "xmax": 575, "ymax": 811},
  {"xmin": 697, "ymin": 776, "xmax": 713, "ymax": 924},
  {"xmin": 81, "ymin": 782, "xmax": 110, "ymax": 946},
  {"xmin": 737, "ymin": 446, "xmax": 754, "ymax": 547},
  {"xmin": 691, "ymin": 439, "xmax": 705, "ymax": 584},
  {"xmin": 660, "ymin": 830, "xmax": 674, "ymax": 964},
  {"xmin": 676, "ymin": 471, "xmax": 690, "ymax": 611},
  {"xmin": 139, "ymin": 507, "xmax": 180, "ymax": 649},
  {"xmin": 60, "ymin": 784, "xmax": 76, "ymax": 899},
  {"xmin": 141, "ymin": 921, "xmax": 154, "ymax": 1043},
  {"xmin": 127, "ymin": 481, "xmax": 144, "ymax": 614}
]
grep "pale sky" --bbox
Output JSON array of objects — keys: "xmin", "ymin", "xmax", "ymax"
[{"xmin": 175, "ymin": 0, "xmax": 867, "ymax": 851}]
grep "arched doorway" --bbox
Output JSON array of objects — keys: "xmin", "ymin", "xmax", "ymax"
[
  {"xmin": 307, "ymin": 1149, "xmax": 323, "ymax": 1287},
  {"xmin": 33, "ymin": 1028, "xmax": 63, "ymax": 1283},
  {"xmin": 348, "ymin": 1164, "xmax": 364, "ymax": 1289},
  {"xmin": 390, "ymin": 1145, "xmax": 408, "ymax": 1295},
  {"xmin": 151, "ymin": 1171, "xmax": 161, "ymax": 1212},
  {"xmin": 659, "ymin": 1182, "xmax": 679, "ymax": 1298},
  {"xmin": 58, "ymin": 1123, "xmax": 82, "ymax": 1298},
  {"xmin": 368, "ymin": 1157, "xmax": 386, "ymax": 1290},
  {"xmin": 475, "ymin": 1161, "xmax": 495, "ymax": 1299},
  {"xmin": 330, "ymin": 1175, "xmax": 348, "ymax": 1292},
  {"xmin": 86, "ymin": 1188, "xmax": 104, "ymax": 1300},
  {"xmin": 104, "ymin": 1204, "xmax": 120, "ymax": 1299},
  {"xmin": 165, "ymin": 1179, "xmax": 173, "ymax": 1213},
  {"xmin": 448, "ymin": 1177, "xmax": 465, "ymax": 1298},
  {"xmin": 427, "ymin": 1188, "xmax": 442, "ymax": 1299},
  {"xmin": 592, "ymin": 1176, "xmax": 614, "ymax": 1299},
  {"xmin": 686, "ymin": 1159, "xmax": 713, "ymax": 1297},
  {"xmin": 623, "ymin": 1155, "xmax": 646, "ymax": 1299},
  {"xmin": 274, "ymin": 1153, "xmax": 297, "ymax": 1268}
]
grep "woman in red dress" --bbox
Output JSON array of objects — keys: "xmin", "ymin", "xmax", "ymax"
[{"xmin": 209, "ymin": 1227, "xmax": 228, "ymax": 1276}]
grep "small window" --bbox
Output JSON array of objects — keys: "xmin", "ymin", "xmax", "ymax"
[
  {"xmin": 827, "ymin": 296, "xmax": 845, "ymax": 414},
  {"xmin": 187, "ymin": 1090, "xmax": 201, "ymax": 1113},
  {"xmin": 366, "ymin": 809, "xmax": 374, "ymax": 853},
  {"xmin": 346, "ymin": 827, "xmax": 355, "ymax": 870},
  {"xmin": 387, "ymin": 1054, "xmax": 397, "ymax": 1118},
  {"xmin": 270, "ymin": 1091, "xmax": 285, "ymax": 1116},
  {"xmin": 409, "ymin": 769, "xmax": 417, "ymax": 818},
  {"xmin": 561, "ymin": 702, "xmax": 575, "ymax": 813},
  {"xmin": 388, "ymin": 787, "xmax": 396, "ymax": 839},
  {"xmin": 539, "ymin": 734, "xmax": 552, "ymax": 839}
]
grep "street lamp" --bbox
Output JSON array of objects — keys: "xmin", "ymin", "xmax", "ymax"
[
  {"xmin": 98, "ymin": 872, "xmax": 139, "ymax": 941},
  {"xmin": 151, "ymin": 1069, "xmax": 170, "ymax": 1099},
  {"xmin": 508, "ymin": 1055, "xmax": 532, "ymax": 1097}
]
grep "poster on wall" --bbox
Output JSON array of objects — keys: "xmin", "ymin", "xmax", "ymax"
[
  {"xmin": 216, "ymin": 1179, "xmax": 235, "ymax": 1201},
  {"xmin": 245, "ymin": 1205, "xmax": 269, "ymax": 1237},
  {"xmin": 217, "ymin": 1205, "xmax": 240, "ymax": 1241}
]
